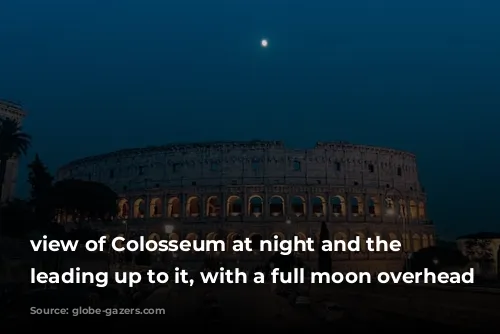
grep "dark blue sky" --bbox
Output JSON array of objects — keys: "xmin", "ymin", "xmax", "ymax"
[{"xmin": 1, "ymin": 0, "xmax": 498, "ymax": 239}]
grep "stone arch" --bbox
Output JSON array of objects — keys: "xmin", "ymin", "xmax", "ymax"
[
  {"xmin": 291, "ymin": 196, "xmax": 306, "ymax": 216},
  {"xmin": 271, "ymin": 232, "xmax": 286, "ymax": 241},
  {"xmin": 330, "ymin": 195, "xmax": 345, "ymax": 216},
  {"xmin": 422, "ymin": 234, "xmax": 429, "ymax": 248},
  {"xmin": 148, "ymin": 233, "xmax": 161, "ymax": 242},
  {"xmin": 402, "ymin": 233, "xmax": 411, "ymax": 252},
  {"xmin": 412, "ymin": 234, "xmax": 421, "ymax": 252},
  {"xmin": 206, "ymin": 196, "xmax": 220, "ymax": 217},
  {"xmin": 311, "ymin": 196, "xmax": 326, "ymax": 217},
  {"xmin": 368, "ymin": 197, "xmax": 380, "ymax": 216},
  {"xmin": 227, "ymin": 196, "xmax": 242, "ymax": 216},
  {"xmin": 398, "ymin": 199, "xmax": 407, "ymax": 217},
  {"xmin": 186, "ymin": 196, "xmax": 200, "ymax": 217},
  {"xmin": 429, "ymin": 234, "xmax": 434, "ymax": 246},
  {"xmin": 269, "ymin": 195, "xmax": 284, "ymax": 216},
  {"xmin": 296, "ymin": 232, "xmax": 307, "ymax": 241},
  {"xmin": 227, "ymin": 232, "xmax": 242, "ymax": 252},
  {"xmin": 168, "ymin": 197, "xmax": 181, "ymax": 217},
  {"xmin": 350, "ymin": 196, "xmax": 363, "ymax": 216},
  {"xmin": 248, "ymin": 195, "xmax": 263, "ymax": 217},
  {"xmin": 206, "ymin": 232, "xmax": 220, "ymax": 240},
  {"xmin": 133, "ymin": 198, "xmax": 145, "ymax": 218},
  {"xmin": 409, "ymin": 200, "xmax": 418, "ymax": 219},
  {"xmin": 117, "ymin": 199, "xmax": 129, "ymax": 219},
  {"xmin": 384, "ymin": 197, "xmax": 394, "ymax": 216},
  {"xmin": 418, "ymin": 202, "xmax": 426, "ymax": 219},
  {"xmin": 248, "ymin": 233, "xmax": 263, "ymax": 251},
  {"xmin": 149, "ymin": 197, "xmax": 162, "ymax": 217}
]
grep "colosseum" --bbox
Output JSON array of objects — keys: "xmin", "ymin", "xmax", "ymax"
[{"xmin": 56, "ymin": 140, "xmax": 435, "ymax": 272}]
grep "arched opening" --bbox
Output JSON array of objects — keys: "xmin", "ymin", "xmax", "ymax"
[
  {"xmin": 291, "ymin": 196, "xmax": 305, "ymax": 216},
  {"xmin": 331, "ymin": 196, "xmax": 345, "ymax": 216},
  {"xmin": 117, "ymin": 199, "xmax": 129, "ymax": 219},
  {"xmin": 227, "ymin": 196, "xmax": 242, "ymax": 216},
  {"xmin": 248, "ymin": 195, "xmax": 263, "ymax": 217},
  {"xmin": 206, "ymin": 232, "xmax": 218, "ymax": 240},
  {"xmin": 249, "ymin": 233, "xmax": 263, "ymax": 251},
  {"xmin": 269, "ymin": 196, "xmax": 284, "ymax": 216},
  {"xmin": 187, "ymin": 196, "xmax": 200, "ymax": 217},
  {"xmin": 312, "ymin": 196, "xmax": 325, "ymax": 217},
  {"xmin": 168, "ymin": 197, "xmax": 181, "ymax": 217},
  {"xmin": 418, "ymin": 202, "xmax": 426, "ymax": 219},
  {"xmin": 368, "ymin": 197, "xmax": 380, "ymax": 216},
  {"xmin": 422, "ymin": 234, "xmax": 429, "ymax": 249},
  {"xmin": 384, "ymin": 198, "xmax": 394, "ymax": 216},
  {"xmin": 206, "ymin": 196, "xmax": 220, "ymax": 217},
  {"xmin": 148, "ymin": 233, "xmax": 160, "ymax": 242},
  {"xmin": 149, "ymin": 198, "xmax": 162, "ymax": 217},
  {"xmin": 409, "ymin": 200, "xmax": 418, "ymax": 219},
  {"xmin": 271, "ymin": 232, "xmax": 285, "ymax": 241},
  {"xmin": 133, "ymin": 199, "xmax": 145, "ymax": 218},
  {"xmin": 350, "ymin": 196, "xmax": 363, "ymax": 216},
  {"xmin": 399, "ymin": 199, "xmax": 407, "ymax": 217},
  {"xmin": 402, "ymin": 233, "xmax": 411, "ymax": 252},
  {"xmin": 412, "ymin": 234, "xmax": 421, "ymax": 252}
]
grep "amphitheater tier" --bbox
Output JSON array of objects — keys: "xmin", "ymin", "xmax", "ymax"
[{"xmin": 57, "ymin": 141, "xmax": 434, "ymax": 272}]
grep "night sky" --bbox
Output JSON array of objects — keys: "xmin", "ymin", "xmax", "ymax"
[{"xmin": 1, "ymin": 1, "xmax": 499, "ymax": 239}]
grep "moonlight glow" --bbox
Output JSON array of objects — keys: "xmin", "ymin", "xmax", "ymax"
[{"xmin": 261, "ymin": 39, "xmax": 268, "ymax": 47}]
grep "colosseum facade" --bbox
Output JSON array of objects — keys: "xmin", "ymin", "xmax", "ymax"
[{"xmin": 56, "ymin": 140, "xmax": 435, "ymax": 272}]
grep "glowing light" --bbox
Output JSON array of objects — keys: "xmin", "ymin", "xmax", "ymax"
[{"xmin": 261, "ymin": 39, "xmax": 268, "ymax": 47}]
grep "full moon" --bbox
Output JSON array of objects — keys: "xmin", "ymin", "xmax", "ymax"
[{"xmin": 261, "ymin": 39, "xmax": 268, "ymax": 47}]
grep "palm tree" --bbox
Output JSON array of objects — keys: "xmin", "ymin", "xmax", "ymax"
[{"xmin": 0, "ymin": 118, "xmax": 31, "ymax": 203}]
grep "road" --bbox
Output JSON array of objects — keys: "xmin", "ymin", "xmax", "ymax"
[{"xmin": 130, "ymin": 283, "xmax": 459, "ymax": 330}]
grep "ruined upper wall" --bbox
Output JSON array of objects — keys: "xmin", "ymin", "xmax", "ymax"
[{"xmin": 56, "ymin": 141, "xmax": 422, "ymax": 193}]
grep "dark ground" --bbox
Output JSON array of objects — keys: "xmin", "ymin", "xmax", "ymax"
[{"xmin": 127, "ymin": 283, "xmax": 462, "ymax": 330}]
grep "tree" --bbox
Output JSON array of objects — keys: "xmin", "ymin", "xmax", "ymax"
[
  {"xmin": 0, "ymin": 199, "xmax": 35, "ymax": 237},
  {"xmin": 50, "ymin": 179, "xmax": 118, "ymax": 223},
  {"xmin": 0, "ymin": 118, "xmax": 31, "ymax": 235},
  {"xmin": 28, "ymin": 154, "xmax": 54, "ymax": 225},
  {"xmin": 464, "ymin": 238, "xmax": 494, "ymax": 275},
  {"xmin": 0, "ymin": 118, "xmax": 31, "ymax": 203},
  {"xmin": 317, "ymin": 221, "xmax": 332, "ymax": 273}
]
